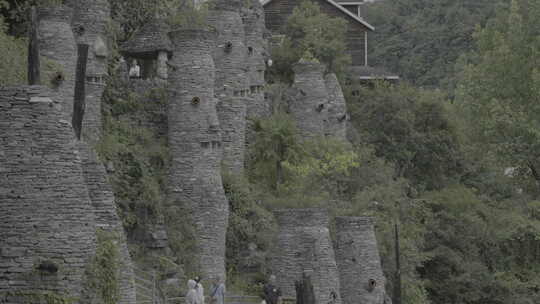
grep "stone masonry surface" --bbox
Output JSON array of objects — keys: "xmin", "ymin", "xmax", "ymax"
[
  {"xmin": 67, "ymin": 0, "xmax": 111, "ymax": 145},
  {"xmin": 0, "ymin": 86, "xmax": 96, "ymax": 303},
  {"xmin": 207, "ymin": 0, "xmax": 249, "ymax": 174},
  {"xmin": 167, "ymin": 29, "xmax": 229, "ymax": 281},
  {"xmin": 77, "ymin": 142, "xmax": 137, "ymax": 304},
  {"xmin": 324, "ymin": 73, "xmax": 348, "ymax": 140},
  {"xmin": 288, "ymin": 61, "xmax": 329, "ymax": 140},
  {"xmin": 271, "ymin": 209, "xmax": 342, "ymax": 304},
  {"xmin": 38, "ymin": 6, "xmax": 77, "ymax": 122},
  {"xmin": 335, "ymin": 217, "xmax": 390, "ymax": 304},
  {"xmin": 242, "ymin": 0, "xmax": 270, "ymax": 148}
]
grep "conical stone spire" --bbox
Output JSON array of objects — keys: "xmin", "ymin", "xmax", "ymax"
[{"xmin": 167, "ymin": 28, "xmax": 229, "ymax": 281}]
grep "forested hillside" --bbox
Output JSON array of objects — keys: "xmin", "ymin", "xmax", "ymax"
[
  {"xmin": 364, "ymin": 0, "xmax": 505, "ymax": 89},
  {"xmin": 1, "ymin": 0, "xmax": 539, "ymax": 303}
]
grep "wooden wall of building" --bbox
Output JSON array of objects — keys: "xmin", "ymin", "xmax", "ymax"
[{"xmin": 264, "ymin": 0, "xmax": 370, "ymax": 66}]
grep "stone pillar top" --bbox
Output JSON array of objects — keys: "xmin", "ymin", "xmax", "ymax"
[
  {"xmin": 293, "ymin": 60, "xmax": 326, "ymax": 75},
  {"xmin": 168, "ymin": 28, "xmax": 217, "ymax": 48},
  {"xmin": 210, "ymin": 0, "xmax": 243, "ymax": 12},
  {"xmin": 37, "ymin": 5, "xmax": 73, "ymax": 23},
  {"xmin": 335, "ymin": 216, "xmax": 375, "ymax": 230},
  {"xmin": 274, "ymin": 208, "xmax": 329, "ymax": 227}
]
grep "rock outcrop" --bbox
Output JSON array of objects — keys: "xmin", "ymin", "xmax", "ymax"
[
  {"xmin": 38, "ymin": 6, "xmax": 77, "ymax": 121},
  {"xmin": 167, "ymin": 29, "xmax": 229, "ymax": 281},
  {"xmin": 243, "ymin": 0, "xmax": 270, "ymax": 123},
  {"xmin": 324, "ymin": 73, "xmax": 348, "ymax": 140},
  {"xmin": 68, "ymin": 0, "xmax": 111, "ymax": 144},
  {"xmin": 288, "ymin": 60, "xmax": 329, "ymax": 140},
  {"xmin": 271, "ymin": 209, "xmax": 342, "ymax": 304},
  {"xmin": 78, "ymin": 143, "xmax": 137, "ymax": 304},
  {"xmin": 207, "ymin": 0, "xmax": 249, "ymax": 174},
  {"xmin": 0, "ymin": 86, "xmax": 96, "ymax": 302},
  {"xmin": 335, "ymin": 217, "xmax": 391, "ymax": 304}
]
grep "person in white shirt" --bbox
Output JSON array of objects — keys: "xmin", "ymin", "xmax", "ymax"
[
  {"xmin": 129, "ymin": 59, "xmax": 140, "ymax": 78},
  {"xmin": 195, "ymin": 276, "xmax": 205, "ymax": 304},
  {"xmin": 186, "ymin": 279, "xmax": 198, "ymax": 304}
]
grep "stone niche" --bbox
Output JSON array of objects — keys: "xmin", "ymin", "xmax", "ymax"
[
  {"xmin": 271, "ymin": 209, "xmax": 342, "ymax": 304},
  {"xmin": 0, "ymin": 86, "xmax": 96, "ymax": 302},
  {"xmin": 37, "ymin": 5, "xmax": 77, "ymax": 121},
  {"xmin": 335, "ymin": 217, "xmax": 392, "ymax": 304},
  {"xmin": 167, "ymin": 28, "xmax": 229, "ymax": 281},
  {"xmin": 288, "ymin": 59, "xmax": 329, "ymax": 140},
  {"xmin": 121, "ymin": 17, "xmax": 172, "ymax": 80},
  {"xmin": 207, "ymin": 0, "xmax": 250, "ymax": 174}
]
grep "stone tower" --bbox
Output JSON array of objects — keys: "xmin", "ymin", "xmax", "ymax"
[
  {"xmin": 324, "ymin": 73, "xmax": 348, "ymax": 140},
  {"xmin": 37, "ymin": 6, "xmax": 77, "ymax": 120},
  {"xmin": 167, "ymin": 29, "xmax": 229, "ymax": 281},
  {"xmin": 242, "ymin": 0, "xmax": 270, "ymax": 122},
  {"xmin": 68, "ymin": 0, "xmax": 111, "ymax": 144},
  {"xmin": 0, "ymin": 86, "xmax": 96, "ymax": 302},
  {"xmin": 335, "ymin": 217, "xmax": 391, "ymax": 304},
  {"xmin": 78, "ymin": 142, "xmax": 137, "ymax": 304},
  {"xmin": 288, "ymin": 59, "xmax": 329, "ymax": 140},
  {"xmin": 207, "ymin": 0, "xmax": 249, "ymax": 174},
  {"xmin": 271, "ymin": 209, "xmax": 342, "ymax": 304}
]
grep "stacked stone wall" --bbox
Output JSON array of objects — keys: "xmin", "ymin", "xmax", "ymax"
[
  {"xmin": 0, "ymin": 86, "xmax": 96, "ymax": 302},
  {"xmin": 167, "ymin": 29, "xmax": 229, "ymax": 281},
  {"xmin": 207, "ymin": 0, "xmax": 249, "ymax": 174},
  {"xmin": 271, "ymin": 209, "xmax": 342, "ymax": 304},
  {"xmin": 288, "ymin": 61, "xmax": 329, "ymax": 140},
  {"xmin": 38, "ymin": 6, "xmax": 77, "ymax": 121},
  {"xmin": 335, "ymin": 217, "xmax": 390, "ymax": 304},
  {"xmin": 77, "ymin": 142, "xmax": 137, "ymax": 304},
  {"xmin": 242, "ymin": 0, "xmax": 270, "ymax": 147},
  {"xmin": 68, "ymin": 0, "xmax": 111, "ymax": 144},
  {"xmin": 324, "ymin": 73, "xmax": 348, "ymax": 140}
]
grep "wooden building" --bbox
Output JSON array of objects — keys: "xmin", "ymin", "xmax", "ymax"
[{"xmin": 262, "ymin": 0, "xmax": 374, "ymax": 66}]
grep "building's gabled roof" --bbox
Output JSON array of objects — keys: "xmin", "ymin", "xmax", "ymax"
[
  {"xmin": 121, "ymin": 17, "xmax": 172, "ymax": 57},
  {"xmin": 261, "ymin": 0, "xmax": 375, "ymax": 31}
]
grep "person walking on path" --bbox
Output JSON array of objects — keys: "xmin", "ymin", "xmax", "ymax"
[
  {"xmin": 186, "ymin": 279, "xmax": 199, "ymax": 304},
  {"xmin": 210, "ymin": 276, "xmax": 226, "ymax": 304},
  {"xmin": 195, "ymin": 276, "xmax": 205, "ymax": 304},
  {"xmin": 263, "ymin": 275, "xmax": 282, "ymax": 304}
]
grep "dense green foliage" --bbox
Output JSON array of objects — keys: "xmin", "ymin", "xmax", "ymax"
[
  {"xmin": 97, "ymin": 78, "xmax": 169, "ymax": 237},
  {"xmin": 457, "ymin": 0, "xmax": 540, "ymax": 192},
  {"xmin": 364, "ymin": 0, "xmax": 503, "ymax": 88},
  {"xmin": 347, "ymin": 83, "xmax": 463, "ymax": 191},
  {"xmin": 0, "ymin": 1, "xmax": 26, "ymax": 85},
  {"xmin": 88, "ymin": 230, "xmax": 120, "ymax": 304}
]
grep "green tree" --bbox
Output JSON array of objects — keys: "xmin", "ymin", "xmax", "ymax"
[
  {"xmin": 457, "ymin": 0, "xmax": 540, "ymax": 194},
  {"xmin": 420, "ymin": 185, "xmax": 540, "ymax": 304},
  {"xmin": 364, "ymin": 0, "xmax": 502, "ymax": 89},
  {"xmin": 0, "ymin": 1, "xmax": 26, "ymax": 85},
  {"xmin": 347, "ymin": 82, "xmax": 463, "ymax": 191},
  {"xmin": 269, "ymin": 0, "xmax": 350, "ymax": 82}
]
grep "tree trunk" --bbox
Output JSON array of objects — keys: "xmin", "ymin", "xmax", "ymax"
[
  {"xmin": 27, "ymin": 6, "xmax": 40, "ymax": 85},
  {"xmin": 393, "ymin": 223, "xmax": 402, "ymax": 304}
]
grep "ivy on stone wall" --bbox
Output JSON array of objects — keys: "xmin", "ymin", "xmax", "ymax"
[
  {"xmin": 86, "ymin": 229, "xmax": 120, "ymax": 304},
  {"xmin": 0, "ymin": 290, "xmax": 74, "ymax": 304}
]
